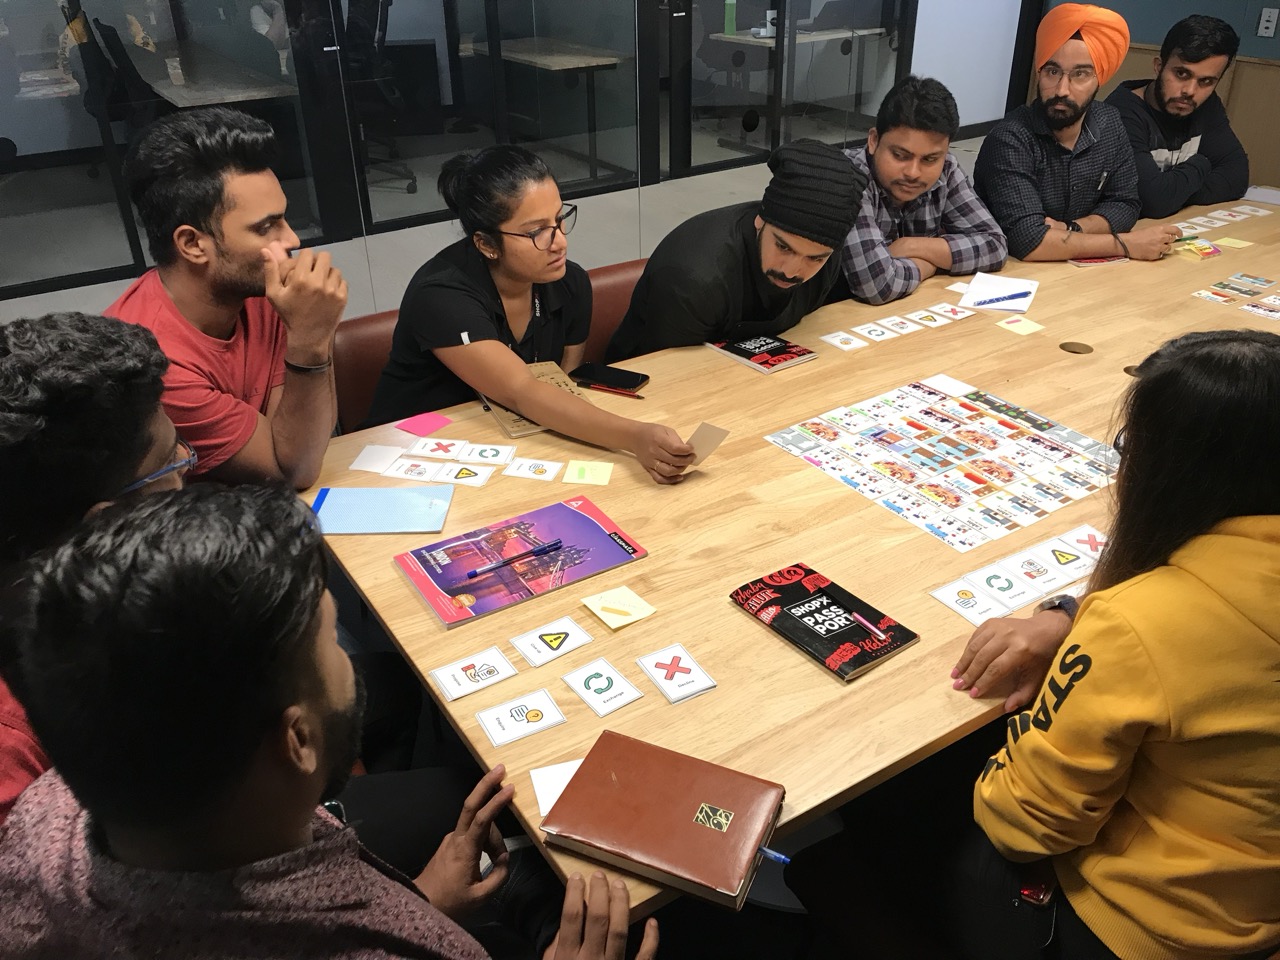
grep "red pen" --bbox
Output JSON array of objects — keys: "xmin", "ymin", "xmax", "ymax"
[{"xmin": 582, "ymin": 383, "xmax": 644, "ymax": 399}]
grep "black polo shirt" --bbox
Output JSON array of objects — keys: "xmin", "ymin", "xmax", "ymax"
[
  {"xmin": 363, "ymin": 237, "xmax": 591, "ymax": 427},
  {"xmin": 605, "ymin": 202, "xmax": 840, "ymax": 362}
]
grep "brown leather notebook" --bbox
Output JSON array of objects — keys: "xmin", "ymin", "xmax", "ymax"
[{"xmin": 540, "ymin": 731, "xmax": 786, "ymax": 910}]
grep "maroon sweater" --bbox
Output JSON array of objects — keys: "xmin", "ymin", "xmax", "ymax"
[{"xmin": 0, "ymin": 771, "xmax": 490, "ymax": 960}]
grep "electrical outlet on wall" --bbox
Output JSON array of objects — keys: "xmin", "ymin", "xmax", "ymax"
[{"xmin": 1259, "ymin": 7, "xmax": 1278, "ymax": 38}]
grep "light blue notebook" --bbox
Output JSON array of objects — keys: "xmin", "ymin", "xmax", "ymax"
[{"xmin": 312, "ymin": 486, "xmax": 454, "ymax": 534}]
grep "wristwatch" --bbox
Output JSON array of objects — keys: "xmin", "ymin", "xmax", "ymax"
[
  {"xmin": 1036, "ymin": 593, "xmax": 1080, "ymax": 620},
  {"xmin": 1066, "ymin": 220, "xmax": 1082, "ymax": 233}
]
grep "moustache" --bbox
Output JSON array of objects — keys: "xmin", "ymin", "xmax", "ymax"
[
  {"xmin": 1045, "ymin": 95, "xmax": 1079, "ymax": 111},
  {"xmin": 766, "ymin": 269, "xmax": 803, "ymax": 285}
]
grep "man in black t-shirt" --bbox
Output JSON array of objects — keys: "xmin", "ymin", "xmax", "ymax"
[
  {"xmin": 1104, "ymin": 15, "xmax": 1248, "ymax": 220},
  {"xmin": 606, "ymin": 140, "xmax": 866, "ymax": 362}
]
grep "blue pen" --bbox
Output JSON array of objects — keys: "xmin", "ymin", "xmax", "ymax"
[
  {"xmin": 759, "ymin": 846, "xmax": 791, "ymax": 865},
  {"xmin": 466, "ymin": 539, "xmax": 562, "ymax": 579},
  {"xmin": 973, "ymin": 291, "xmax": 1033, "ymax": 307}
]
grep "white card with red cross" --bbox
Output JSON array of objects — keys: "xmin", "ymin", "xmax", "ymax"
[{"xmin": 636, "ymin": 643, "xmax": 716, "ymax": 703}]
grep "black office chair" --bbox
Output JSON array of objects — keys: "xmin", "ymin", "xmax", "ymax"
[{"xmin": 346, "ymin": 0, "xmax": 418, "ymax": 195}]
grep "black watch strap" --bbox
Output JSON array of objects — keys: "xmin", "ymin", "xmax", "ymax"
[{"xmin": 1036, "ymin": 593, "xmax": 1080, "ymax": 620}]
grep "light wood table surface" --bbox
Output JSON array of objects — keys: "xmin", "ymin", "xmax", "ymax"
[{"xmin": 307, "ymin": 203, "xmax": 1279, "ymax": 918}]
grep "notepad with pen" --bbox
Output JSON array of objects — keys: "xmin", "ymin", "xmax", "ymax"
[{"xmin": 311, "ymin": 486, "xmax": 454, "ymax": 534}]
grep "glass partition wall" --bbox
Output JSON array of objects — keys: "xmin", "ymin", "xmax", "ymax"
[{"xmin": 0, "ymin": 0, "xmax": 916, "ymax": 300}]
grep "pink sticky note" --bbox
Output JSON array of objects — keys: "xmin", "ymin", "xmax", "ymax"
[{"xmin": 395, "ymin": 412, "xmax": 453, "ymax": 437}]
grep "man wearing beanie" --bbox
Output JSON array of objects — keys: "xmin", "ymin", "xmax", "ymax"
[
  {"xmin": 605, "ymin": 139, "xmax": 865, "ymax": 361},
  {"xmin": 974, "ymin": 3, "xmax": 1180, "ymax": 262}
]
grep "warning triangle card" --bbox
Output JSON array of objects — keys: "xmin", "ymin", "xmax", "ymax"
[{"xmin": 511, "ymin": 615, "xmax": 594, "ymax": 667}]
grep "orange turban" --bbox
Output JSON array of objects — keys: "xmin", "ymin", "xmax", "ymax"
[{"xmin": 1035, "ymin": 3, "xmax": 1130, "ymax": 85}]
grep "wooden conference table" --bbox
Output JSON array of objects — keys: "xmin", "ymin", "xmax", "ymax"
[{"xmin": 306, "ymin": 203, "xmax": 1280, "ymax": 918}]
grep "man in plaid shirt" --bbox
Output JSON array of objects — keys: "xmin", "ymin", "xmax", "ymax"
[{"xmin": 831, "ymin": 76, "xmax": 1007, "ymax": 306}]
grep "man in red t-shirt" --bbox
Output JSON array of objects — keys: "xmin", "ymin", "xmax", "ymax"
[{"xmin": 108, "ymin": 106, "xmax": 346, "ymax": 490}]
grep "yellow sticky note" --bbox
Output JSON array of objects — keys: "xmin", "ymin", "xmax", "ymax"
[
  {"xmin": 1215, "ymin": 237, "xmax": 1253, "ymax": 248},
  {"xmin": 563, "ymin": 460, "xmax": 613, "ymax": 485},
  {"xmin": 581, "ymin": 586, "xmax": 655, "ymax": 630},
  {"xmin": 996, "ymin": 316, "xmax": 1044, "ymax": 336}
]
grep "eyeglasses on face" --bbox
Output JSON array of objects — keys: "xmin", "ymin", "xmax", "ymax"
[
  {"xmin": 1039, "ymin": 64, "xmax": 1097, "ymax": 85},
  {"xmin": 498, "ymin": 204, "xmax": 578, "ymax": 251},
  {"xmin": 118, "ymin": 437, "xmax": 198, "ymax": 496}
]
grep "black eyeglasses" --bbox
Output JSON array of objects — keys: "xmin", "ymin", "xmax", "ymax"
[
  {"xmin": 498, "ymin": 204, "xmax": 577, "ymax": 251},
  {"xmin": 1112, "ymin": 428, "xmax": 1125, "ymax": 455},
  {"xmin": 118, "ymin": 438, "xmax": 198, "ymax": 496}
]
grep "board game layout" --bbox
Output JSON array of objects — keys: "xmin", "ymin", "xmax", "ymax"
[{"xmin": 765, "ymin": 375, "xmax": 1119, "ymax": 553}]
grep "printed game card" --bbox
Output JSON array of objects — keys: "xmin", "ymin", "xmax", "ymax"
[
  {"xmin": 998, "ymin": 548, "xmax": 1075, "ymax": 593},
  {"xmin": 510, "ymin": 615, "xmax": 593, "ymax": 667},
  {"xmin": 1173, "ymin": 221, "xmax": 1197, "ymax": 236},
  {"xmin": 503, "ymin": 457, "xmax": 564, "ymax": 481},
  {"xmin": 350, "ymin": 444, "xmax": 407, "ymax": 473},
  {"xmin": 966, "ymin": 561, "xmax": 1043, "ymax": 608},
  {"xmin": 1241, "ymin": 302, "xmax": 1280, "ymax": 320},
  {"xmin": 928, "ymin": 303, "xmax": 975, "ymax": 320},
  {"xmin": 930, "ymin": 579, "xmax": 1009, "ymax": 626},
  {"xmin": 407, "ymin": 437, "xmax": 469, "ymax": 459},
  {"xmin": 636, "ymin": 643, "xmax": 716, "ymax": 704},
  {"xmin": 687, "ymin": 422, "xmax": 731, "ymax": 465},
  {"xmin": 475, "ymin": 689, "xmax": 566, "ymax": 746},
  {"xmin": 764, "ymin": 426, "xmax": 825, "ymax": 457},
  {"xmin": 905, "ymin": 309, "xmax": 952, "ymax": 327},
  {"xmin": 1024, "ymin": 538, "xmax": 1096, "ymax": 581},
  {"xmin": 432, "ymin": 463, "xmax": 494, "ymax": 486},
  {"xmin": 881, "ymin": 316, "xmax": 924, "ymax": 334},
  {"xmin": 1191, "ymin": 288, "xmax": 1237, "ymax": 306},
  {"xmin": 1058, "ymin": 524, "xmax": 1108, "ymax": 561},
  {"xmin": 1212, "ymin": 279, "xmax": 1260, "ymax": 297},
  {"xmin": 457, "ymin": 442, "xmax": 516, "ymax": 465},
  {"xmin": 1189, "ymin": 216, "xmax": 1229, "ymax": 228},
  {"xmin": 1208, "ymin": 209, "xmax": 1250, "ymax": 221},
  {"xmin": 820, "ymin": 331, "xmax": 870, "ymax": 350},
  {"xmin": 1236, "ymin": 274, "xmax": 1278, "ymax": 289},
  {"xmin": 382, "ymin": 458, "xmax": 444, "ymax": 482},
  {"xmin": 429, "ymin": 646, "xmax": 518, "ymax": 701},
  {"xmin": 563, "ymin": 461, "xmax": 613, "ymax": 485},
  {"xmin": 1232, "ymin": 205, "xmax": 1272, "ymax": 217},
  {"xmin": 851, "ymin": 322, "xmax": 898, "ymax": 341},
  {"xmin": 562, "ymin": 657, "xmax": 643, "ymax": 717}
]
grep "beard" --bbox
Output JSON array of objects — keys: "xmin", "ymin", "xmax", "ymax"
[
  {"xmin": 209, "ymin": 239, "xmax": 268, "ymax": 302},
  {"xmin": 319, "ymin": 670, "xmax": 367, "ymax": 804},
  {"xmin": 1038, "ymin": 93, "xmax": 1092, "ymax": 131},
  {"xmin": 1152, "ymin": 73, "xmax": 1196, "ymax": 114}
]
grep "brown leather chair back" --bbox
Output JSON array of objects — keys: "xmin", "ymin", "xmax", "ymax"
[
  {"xmin": 584, "ymin": 258, "xmax": 647, "ymax": 363},
  {"xmin": 333, "ymin": 310, "xmax": 398, "ymax": 433}
]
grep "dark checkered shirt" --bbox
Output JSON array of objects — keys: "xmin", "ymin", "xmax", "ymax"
[
  {"xmin": 974, "ymin": 101, "xmax": 1140, "ymax": 259},
  {"xmin": 838, "ymin": 148, "xmax": 1008, "ymax": 305}
]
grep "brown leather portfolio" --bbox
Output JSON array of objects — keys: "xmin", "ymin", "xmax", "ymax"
[{"xmin": 540, "ymin": 731, "xmax": 786, "ymax": 909}]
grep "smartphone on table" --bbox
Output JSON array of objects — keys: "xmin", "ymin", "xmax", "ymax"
[{"xmin": 568, "ymin": 363, "xmax": 649, "ymax": 394}]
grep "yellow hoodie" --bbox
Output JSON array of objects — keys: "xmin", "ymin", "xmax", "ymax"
[{"xmin": 975, "ymin": 516, "xmax": 1280, "ymax": 960}]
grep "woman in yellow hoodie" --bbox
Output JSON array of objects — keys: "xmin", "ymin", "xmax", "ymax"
[{"xmin": 968, "ymin": 328, "xmax": 1280, "ymax": 960}]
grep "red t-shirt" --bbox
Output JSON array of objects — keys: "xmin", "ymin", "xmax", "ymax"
[
  {"xmin": 107, "ymin": 270, "xmax": 288, "ymax": 474},
  {"xmin": 0, "ymin": 673, "xmax": 49, "ymax": 827}
]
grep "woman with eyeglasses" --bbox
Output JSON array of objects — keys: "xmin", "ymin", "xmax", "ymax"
[
  {"xmin": 952, "ymin": 329, "xmax": 1280, "ymax": 960},
  {"xmin": 365, "ymin": 146, "xmax": 695, "ymax": 484}
]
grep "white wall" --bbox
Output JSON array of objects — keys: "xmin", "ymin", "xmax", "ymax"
[{"xmin": 911, "ymin": 0, "xmax": 1021, "ymax": 126}]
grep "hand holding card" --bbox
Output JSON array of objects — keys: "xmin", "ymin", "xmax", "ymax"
[{"xmin": 687, "ymin": 422, "xmax": 730, "ymax": 465}]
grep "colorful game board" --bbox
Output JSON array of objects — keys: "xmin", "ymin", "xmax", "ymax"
[{"xmin": 765, "ymin": 375, "xmax": 1118, "ymax": 553}]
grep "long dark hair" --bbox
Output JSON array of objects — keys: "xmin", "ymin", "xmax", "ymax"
[
  {"xmin": 1089, "ymin": 329, "xmax": 1280, "ymax": 593},
  {"xmin": 437, "ymin": 145, "xmax": 555, "ymax": 246}
]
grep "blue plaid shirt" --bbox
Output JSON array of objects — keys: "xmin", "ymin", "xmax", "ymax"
[{"xmin": 838, "ymin": 148, "xmax": 1008, "ymax": 306}]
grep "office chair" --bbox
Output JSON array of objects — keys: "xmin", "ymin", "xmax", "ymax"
[{"xmin": 346, "ymin": 0, "xmax": 418, "ymax": 195}]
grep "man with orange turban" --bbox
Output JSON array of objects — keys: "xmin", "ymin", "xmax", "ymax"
[{"xmin": 974, "ymin": 3, "xmax": 1181, "ymax": 262}]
